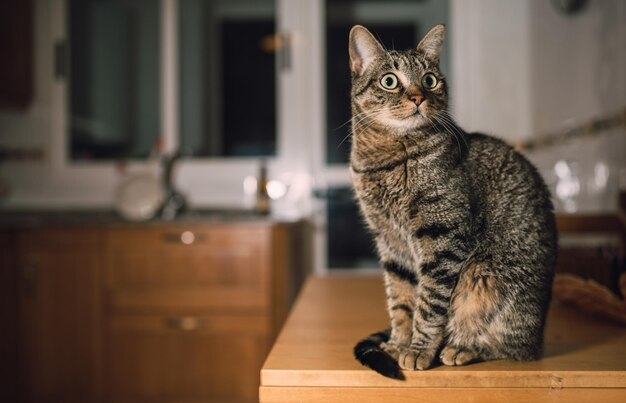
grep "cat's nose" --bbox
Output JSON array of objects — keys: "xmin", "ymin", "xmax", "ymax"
[{"xmin": 409, "ymin": 94, "xmax": 424, "ymax": 106}]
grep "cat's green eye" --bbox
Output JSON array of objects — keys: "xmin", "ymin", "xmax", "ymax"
[
  {"xmin": 380, "ymin": 73, "xmax": 399, "ymax": 90},
  {"xmin": 421, "ymin": 73, "xmax": 438, "ymax": 90}
]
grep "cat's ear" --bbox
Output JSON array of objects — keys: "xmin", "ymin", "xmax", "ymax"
[
  {"xmin": 416, "ymin": 24, "xmax": 445, "ymax": 64},
  {"xmin": 349, "ymin": 25, "xmax": 385, "ymax": 76}
]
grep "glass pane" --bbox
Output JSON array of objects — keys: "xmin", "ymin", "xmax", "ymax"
[
  {"xmin": 69, "ymin": 0, "xmax": 160, "ymax": 160},
  {"xmin": 326, "ymin": 187, "xmax": 378, "ymax": 269},
  {"xmin": 325, "ymin": 0, "xmax": 449, "ymax": 164},
  {"xmin": 179, "ymin": 0, "xmax": 276, "ymax": 157}
]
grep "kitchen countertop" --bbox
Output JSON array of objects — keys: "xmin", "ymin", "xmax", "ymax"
[
  {"xmin": 260, "ymin": 275, "xmax": 626, "ymax": 402},
  {"xmin": 0, "ymin": 209, "xmax": 295, "ymax": 229}
]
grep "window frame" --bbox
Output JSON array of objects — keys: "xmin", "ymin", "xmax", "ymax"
[{"xmin": 48, "ymin": 0, "xmax": 322, "ymax": 209}]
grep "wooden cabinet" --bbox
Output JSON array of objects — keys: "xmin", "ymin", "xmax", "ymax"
[
  {"xmin": 102, "ymin": 224, "xmax": 297, "ymax": 402},
  {"xmin": 16, "ymin": 228, "xmax": 102, "ymax": 402},
  {"xmin": 0, "ymin": 231, "xmax": 19, "ymax": 402},
  {"xmin": 5, "ymin": 219, "xmax": 302, "ymax": 403},
  {"xmin": 107, "ymin": 313, "xmax": 268, "ymax": 402}
]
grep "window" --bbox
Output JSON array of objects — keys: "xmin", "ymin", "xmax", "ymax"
[
  {"xmin": 179, "ymin": 0, "xmax": 277, "ymax": 157},
  {"xmin": 67, "ymin": 0, "xmax": 277, "ymax": 161},
  {"xmin": 69, "ymin": 0, "xmax": 160, "ymax": 160}
]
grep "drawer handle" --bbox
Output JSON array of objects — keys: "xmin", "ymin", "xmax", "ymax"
[
  {"xmin": 163, "ymin": 317, "xmax": 207, "ymax": 331},
  {"xmin": 161, "ymin": 231, "xmax": 206, "ymax": 245}
]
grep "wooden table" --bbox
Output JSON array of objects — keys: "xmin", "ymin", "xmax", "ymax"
[{"xmin": 260, "ymin": 275, "xmax": 626, "ymax": 402}]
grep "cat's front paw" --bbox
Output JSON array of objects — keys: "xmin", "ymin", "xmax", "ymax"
[
  {"xmin": 398, "ymin": 347, "xmax": 437, "ymax": 370},
  {"xmin": 440, "ymin": 345, "xmax": 479, "ymax": 366}
]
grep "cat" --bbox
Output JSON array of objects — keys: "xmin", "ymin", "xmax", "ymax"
[{"xmin": 349, "ymin": 24, "xmax": 557, "ymax": 379}]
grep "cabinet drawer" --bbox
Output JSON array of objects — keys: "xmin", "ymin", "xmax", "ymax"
[
  {"xmin": 107, "ymin": 285, "xmax": 269, "ymax": 313},
  {"xmin": 104, "ymin": 226, "xmax": 272, "ymax": 311},
  {"xmin": 106, "ymin": 313, "xmax": 269, "ymax": 402},
  {"xmin": 105, "ymin": 225, "xmax": 269, "ymax": 251},
  {"xmin": 108, "ymin": 312, "xmax": 270, "ymax": 335}
]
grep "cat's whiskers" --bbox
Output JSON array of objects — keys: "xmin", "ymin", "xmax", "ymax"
[
  {"xmin": 351, "ymin": 105, "xmax": 411, "ymax": 134},
  {"xmin": 348, "ymin": 104, "xmax": 407, "ymax": 136},
  {"xmin": 434, "ymin": 111, "xmax": 469, "ymax": 151},
  {"xmin": 427, "ymin": 114, "xmax": 461, "ymax": 157},
  {"xmin": 336, "ymin": 107, "xmax": 385, "ymax": 130},
  {"xmin": 349, "ymin": 109, "xmax": 389, "ymax": 137},
  {"xmin": 338, "ymin": 107, "xmax": 394, "ymax": 149},
  {"xmin": 347, "ymin": 105, "xmax": 466, "ymax": 156},
  {"xmin": 351, "ymin": 106, "xmax": 394, "ymax": 129},
  {"xmin": 437, "ymin": 111, "xmax": 466, "ymax": 144},
  {"xmin": 431, "ymin": 111, "xmax": 468, "ymax": 156},
  {"xmin": 429, "ymin": 113, "xmax": 463, "ymax": 157},
  {"xmin": 430, "ymin": 114, "xmax": 461, "ymax": 156}
]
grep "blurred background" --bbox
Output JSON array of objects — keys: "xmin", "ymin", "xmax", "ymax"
[{"xmin": 1, "ymin": 0, "xmax": 625, "ymax": 402}]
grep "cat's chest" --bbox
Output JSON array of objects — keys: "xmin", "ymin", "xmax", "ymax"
[{"xmin": 351, "ymin": 161, "xmax": 418, "ymax": 225}]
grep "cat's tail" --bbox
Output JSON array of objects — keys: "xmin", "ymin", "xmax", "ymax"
[{"xmin": 353, "ymin": 328, "xmax": 403, "ymax": 380}]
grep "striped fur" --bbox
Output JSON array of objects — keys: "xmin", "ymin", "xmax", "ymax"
[{"xmin": 349, "ymin": 25, "xmax": 557, "ymax": 376}]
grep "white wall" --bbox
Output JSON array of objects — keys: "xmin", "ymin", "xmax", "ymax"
[
  {"xmin": 451, "ymin": 0, "xmax": 626, "ymax": 139},
  {"xmin": 451, "ymin": 0, "xmax": 533, "ymax": 140},
  {"xmin": 529, "ymin": 0, "xmax": 626, "ymax": 134},
  {"xmin": 528, "ymin": 0, "xmax": 626, "ymax": 212},
  {"xmin": 451, "ymin": 0, "xmax": 626, "ymax": 213}
]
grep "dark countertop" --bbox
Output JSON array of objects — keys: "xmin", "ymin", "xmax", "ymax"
[{"xmin": 0, "ymin": 209, "xmax": 294, "ymax": 229}]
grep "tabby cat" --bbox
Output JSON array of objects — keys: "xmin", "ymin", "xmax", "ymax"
[{"xmin": 349, "ymin": 24, "xmax": 557, "ymax": 379}]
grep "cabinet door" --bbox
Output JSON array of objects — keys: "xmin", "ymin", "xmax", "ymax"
[
  {"xmin": 106, "ymin": 313, "xmax": 269, "ymax": 403},
  {"xmin": 17, "ymin": 229, "xmax": 102, "ymax": 402},
  {"xmin": 0, "ymin": 231, "xmax": 19, "ymax": 401}
]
